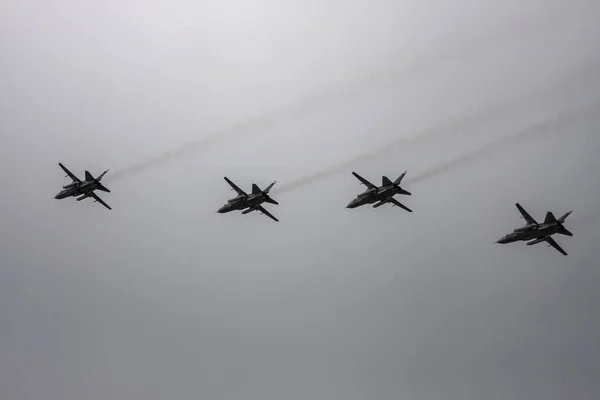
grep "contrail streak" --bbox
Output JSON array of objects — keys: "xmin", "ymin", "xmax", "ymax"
[
  {"xmin": 277, "ymin": 100, "xmax": 600, "ymax": 194},
  {"xmin": 274, "ymin": 59, "xmax": 600, "ymax": 193},
  {"xmin": 109, "ymin": 11, "xmax": 565, "ymax": 182},
  {"xmin": 405, "ymin": 101, "xmax": 600, "ymax": 185}
]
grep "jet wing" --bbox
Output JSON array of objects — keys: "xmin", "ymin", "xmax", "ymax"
[
  {"xmin": 387, "ymin": 197, "xmax": 413, "ymax": 212},
  {"xmin": 256, "ymin": 205, "xmax": 279, "ymax": 222},
  {"xmin": 515, "ymin": 203, "xmax": 537, "ymax": 225},
  {"xmin": 545, "ymin": 236, "xmax": 567, "ymax": 256},
  {"xmin": 89, "ymin": 192, "xmax": 112, "ymax": 210},
  {"xmin": 59, "ymin": 163, "xmax": 81, "ymax": 182},
  {"xmin": 224, "ymin": 177, "xmax": 247, "ymax": 195},
  {"xmin": 352, "ymin": 172, "xmax": 377, "ymax": 189}
]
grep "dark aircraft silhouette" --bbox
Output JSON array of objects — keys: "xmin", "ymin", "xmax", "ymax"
[
  {"xmin": 54, "ymin": 163, "xmax": 112, "ymax": 210},
  {"xmin": 496, "ymin": 203, "xmax": 573, "ymax": 255},
  {"xmin": 217, "ymin": 177, "xmax": 279, "ymax": 222},
  {"xmin": 346, "ymin": 171, "xmax": 412, "ymax": 212}
]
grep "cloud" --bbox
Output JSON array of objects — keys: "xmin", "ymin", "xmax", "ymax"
[
  {"xmin": 276, "ymin": 99, "xmax": 600, "ymax": 194},
  {"xmin": 109, "ymin": 13, "xmax": 557, "ymax": 182}
]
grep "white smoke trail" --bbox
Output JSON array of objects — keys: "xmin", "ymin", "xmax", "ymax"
[
  {"xmin": 109, "ymin": 11, "xmax": 563, "ymax": 182},
  {"xmin": 406, "ymin": 102, "xmax": 599, "ymax": 185},
  {"xmin": 276, "ymin": 100, "xmax": 600, "ymax": 194}
]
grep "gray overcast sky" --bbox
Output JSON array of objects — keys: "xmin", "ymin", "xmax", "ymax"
[{"xmin": 1, "ymin": 1, "xmax": 600, "ymax": 399}]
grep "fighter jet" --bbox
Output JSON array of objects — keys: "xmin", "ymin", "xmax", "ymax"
[
  {"xmin": 346, "ymin": 171, "xmax": 412, "ymax": 212},
  {"xmin": 496, "ymin": 203, "xmax": 573, "ymax": 255},
  {"xmin": 217, "ymin": 177, "xmax": 279, "ymax": 222},
  {"xmin": 54, "ymin": 162, "xmax": 112, "ymax": 210}
]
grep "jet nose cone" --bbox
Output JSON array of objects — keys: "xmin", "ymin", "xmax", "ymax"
[{"xmin": 217, "ymin": 204, "xmax": 229, "ymax": 213}]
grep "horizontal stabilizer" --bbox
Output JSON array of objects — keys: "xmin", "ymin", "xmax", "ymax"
[
  {"xmin": 251, "ymin": 184, "xmax": 262, "ymax": 194},
  {"xmin": 382, "ymin": 176, "xmax": 392, "ymax": 186},
  {"xmin": 396, "ymin": 187, "xmax": 411, "ymax": 196},
  {"xmin": 263, "ymin": 181, "xmax": 276, "ymax": 193},
  {"xmin": 394, "ymin": 171, "xmax": 407, "ymax": 185},
  {"xmin": 85, "ymin": 171, "xmax": 94, "ymax": 181},
  {"xmin": 96, "ymin": 184, "xmax": 110, "ymax": 193},
  {"xmin": 557, "ymin": 226, "xmax": 573, "ymax": 236},
  {"xmin": 264, "ymin": 198, "xmax": 278, "ymax": 205}
]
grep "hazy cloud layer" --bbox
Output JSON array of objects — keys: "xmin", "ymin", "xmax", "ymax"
[{"xmin": 1, "ymin": 2, "xmax": 600, "ymax": 400}]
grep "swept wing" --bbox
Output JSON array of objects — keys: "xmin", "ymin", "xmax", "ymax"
[
  {"xmin": 527, "ymin": 236, "xmax": 567, "ymax": 255},
  {"xmin": 256, "ymin": 205, "xmax": 279, "ymax": 222},
  {"xmin": 59, "ymin": 163, "xmax": 81, "ymax": 182},
  {"xmin": 89, "ymin": 192, "xmax": 112, "ymax": 210},
  {"xmin": 373, "ymin": 197, "xmax": 412, "ymax": 212},
  {"xmin": 224, "ymin": 177, "xmax": 247, "ymax": 195},
  {"xmin": 516, "ymin": 203, "xmax": 537, "ymax": 225},
  {"xmin": 545, "ymin": 236, "xmax": 567, "ymax": 255},
  {"xmin": 352, "ymin": 172, "xmax": 377, "ymax": 189}
]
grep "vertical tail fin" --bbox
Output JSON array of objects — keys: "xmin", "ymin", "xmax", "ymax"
[
  {"xmin": 381, "ymin": 176, "xmax": 392, "ymax": 186},
  {"xmin": 544, "ymin": 212, "xmax": 557, "ymax": 224},
  {"xmin": 251, "ymin": 184, "xmax": 262, "ymax": 194}
]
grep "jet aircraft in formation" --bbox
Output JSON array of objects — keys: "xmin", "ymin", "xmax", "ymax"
[
  {"xmin": 54, "ymin": 163, "xmax": 112, "ymax": 210},
  {"xmin": 217, "ymin": 177, "xmax": 280, "ymax": 222},
  {"xmin": 496, "ymin": 203, "xmax": 573, "ymax": 255},
  {"xmin": 346, "ymin": 171, "xmax": 412, "ymax": 212},
  {"xmin": 54, "ymin": 163, "xmax": 576, "ymax": 256}
]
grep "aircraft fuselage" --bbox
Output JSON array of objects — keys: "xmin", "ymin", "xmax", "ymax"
[
  {"xmin": 346, "ymin": 185, "xmax": 399, "ymax": 208},
  {"xmin": 54, "ymin": 181, "xmax": 100, "ymax": 199},
  {"xmin": 218, "ymin": 194, "xmax": 266, "ymax": 213},
  {"xmin": 497, "ymin": 223, "xmax": 564, "ymax": 243}
]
